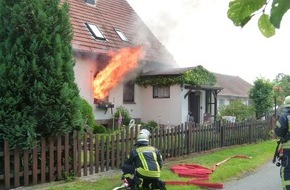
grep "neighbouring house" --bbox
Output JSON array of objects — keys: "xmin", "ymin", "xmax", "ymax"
[
  {"xmin": 214, "ymin": 73, "xmax": 252, "ymax": 110},
  {"xmin": 65, "ymin": 0, "xmax": 223, "ymax": 127}
]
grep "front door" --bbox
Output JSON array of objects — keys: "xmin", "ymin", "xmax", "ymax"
[{"xmin": 188, "ymin": 92, "xmax": 200, "ymax": 123}]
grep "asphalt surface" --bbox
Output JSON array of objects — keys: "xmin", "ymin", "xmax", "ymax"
[{"xmin": 222, "ymin": 160, "xmax": 282, "ymax": 190}]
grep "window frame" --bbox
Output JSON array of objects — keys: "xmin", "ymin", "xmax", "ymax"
[
  {"xmin": 115, "ymin": 29, "xmax": 128, "ymax": 41},
  {"xmin": 123, "ymin": 81, "xmax": 135, "ymax": 103},
  {"xmin": 153, "ymin": 86, "xmax": 170, "ymax": 99},
  {"xmin": 85, "ymin": 0, "xmax": 95, "ymax": 5},
  {"xmin": 85, "ymin": 23, "xmax": 106, "ymax": 40}
]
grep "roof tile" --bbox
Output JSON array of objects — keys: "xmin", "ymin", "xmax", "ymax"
[{"xmin": 214, "ymin": 73, "xmax": 252, "ymax": 98}]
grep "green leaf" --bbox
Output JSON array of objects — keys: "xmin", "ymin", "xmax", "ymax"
[
  {"xmin": 258, "ymin": 14, "xmax": 276, "ymax": 38},
  {"xmin": 227, "ymin": 0, "xmax": 266, "ymax": 27},
  {"xmin": 270, "ymin": 0, "xmax": 290, "ymax": 28}
]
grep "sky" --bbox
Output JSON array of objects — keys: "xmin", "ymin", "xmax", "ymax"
[{"xmin": 126, "ymin": 0, "xmax": 290, "ymax": 84}]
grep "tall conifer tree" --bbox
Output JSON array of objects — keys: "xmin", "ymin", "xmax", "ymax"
[{"xmin": 0, "ymin": 0, "xmax": 82, "ymax": 149}]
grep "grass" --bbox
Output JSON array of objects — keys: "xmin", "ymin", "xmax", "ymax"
[{"xmin": 44, "ymin": 140, "xmax": 276, "ymax": 190}]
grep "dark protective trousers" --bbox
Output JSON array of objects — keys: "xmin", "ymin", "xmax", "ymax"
[
  {"xmin": 281, "ymin": 148, "xmax": 290, "ymax": 190},
  {"xmin": 121, "ymin": 164, "xmax": 166, "ymax": 190}
]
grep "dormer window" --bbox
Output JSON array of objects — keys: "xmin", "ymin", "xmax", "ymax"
[
  {"xmin": 85, "ymin": 0, "xmax": 95, "ymax": 5},
  {"xmin": 115, "ymin": 29, "xmax": 128, "ymax": 41},
  {"xmin": 85, "ymin": 23, "xmax": 106, "ymax": 40}
]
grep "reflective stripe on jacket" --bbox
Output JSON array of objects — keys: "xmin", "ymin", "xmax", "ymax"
[{"xmin": 124, "ymin": 144, "xmax": 163, "ymax": 178}]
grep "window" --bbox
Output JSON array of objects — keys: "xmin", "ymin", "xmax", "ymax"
[
  {"xmin": 85, "ymin": 23, "xmax": 106, "ymax": 40},
  {"xmin": 115, "ymin": 29, "xmax": 128, "ymax": 41},
  {"xmin": 229, "ymin": 99, "xmax": 235, "ymax": 104},
  {"xmin": 153, "ymin": 86, "xmax": 170, "ymax": 98},
  {"xmin": 85, "ymin": 0, "xmax": 95, "ymax": 5},
  {"xmin": 218, "ymin": 99, "xmax": 225, "ymax": 108},
  {"xmin": 123, "ymin": 81, "xmax": 135, "ymax": 103}
]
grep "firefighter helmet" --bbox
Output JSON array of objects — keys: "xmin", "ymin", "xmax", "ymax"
[
  {"xmin": 139, "ymin": 129, "xmax": 150, "ymax": 137},
  {"xmin": 137, "ymin": 133, "xmax": 149, "ymax": 142},
  {"xmin": 284, "ymin": 96, "xmax": 290, "ymax": 108}
]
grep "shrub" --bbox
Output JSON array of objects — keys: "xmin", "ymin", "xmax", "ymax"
[
  {"xmin": 142, "ymin": 120, "xmax": 159, "ymax": 130},
  {"xmin": 217, "ymin": 99, "xmax": 255, "ymax": 122},
  {"xmin": 80, "ymin": 98, "xmax": 95, "ymax": 129},
  {"xmin": 92, "ymin": 124, "xmax": 107, "ymax": 134},
  {"xmin": 0, "ymin": 0, "xmax": 82, "ymax": 149},
  {"xmin": 114, "ymin": 106, "xmax": 131, "ymax": 126}
]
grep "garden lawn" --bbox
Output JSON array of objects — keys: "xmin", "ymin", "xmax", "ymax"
[{"xmin": 46, "ymin": 140, "xmax": 276, "ymax": 190}]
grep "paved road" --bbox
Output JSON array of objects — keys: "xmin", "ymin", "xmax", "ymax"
[{"xmin": 223, "ymin": 161, "xmax": 282, "ymax": 190}]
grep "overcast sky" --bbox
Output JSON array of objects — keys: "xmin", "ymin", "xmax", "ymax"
[{"xmin": 127, "ymin": 0, "xmax": 290, "ymax": 84}]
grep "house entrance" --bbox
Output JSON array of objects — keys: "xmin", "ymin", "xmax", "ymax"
[{"xmin": 188, "ymin": 92, "xmax": 200, "ymax": 123}]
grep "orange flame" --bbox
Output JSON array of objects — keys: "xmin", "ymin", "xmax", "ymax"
[{"xmin": 93, "ymin": 46, "xmax": 143, "ymax": 100}]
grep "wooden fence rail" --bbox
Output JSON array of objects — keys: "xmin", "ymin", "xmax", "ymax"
[{"xmin": 0, "ymin": 118, "xmax": 274, "ymax": 189}]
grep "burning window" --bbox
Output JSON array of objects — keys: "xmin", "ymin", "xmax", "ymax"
[
  {"xmin": 153, "ymin": 86, "xmax": 170, "ymax": 98},
  {"xmin": 93, "ymin": 47, "xmax": 142, "ymax": 109},
  {"xmin": 85, "ymin": 23, "xmax": 106, "ymax": 40},
  {"xmin": 94, "ymin": 99, "xmax": 114, "ymax": 109}
]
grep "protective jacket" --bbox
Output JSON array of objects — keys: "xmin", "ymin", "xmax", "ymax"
[
  {"xmin": 275, "ymin": 108, "xmax": 290, "ymax": 140},
  {"xmin": 275, "ymin": 107, "xmax": 290, "ymax": 190},
  {"xmin": 124, "ymin": 143, "xmax": 163, "ymax": 178}
]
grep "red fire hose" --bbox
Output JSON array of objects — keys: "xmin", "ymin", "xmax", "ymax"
[{"xmin": 165, "ymin": 155, "xmax": 251, "ymax": 189}]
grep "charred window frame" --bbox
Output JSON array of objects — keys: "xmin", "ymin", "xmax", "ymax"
[
  {"xmin": 153, "ymin": 86, "xmax": 170, "ymax": 98},
  {"xmin": 123, "ymin": 81, "xmax": 135, "ymax": 103}
]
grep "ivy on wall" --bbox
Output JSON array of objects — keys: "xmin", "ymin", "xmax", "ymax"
[{"xmin": 135, "ymin": 65, "xmax": 216, "ymax": 87}]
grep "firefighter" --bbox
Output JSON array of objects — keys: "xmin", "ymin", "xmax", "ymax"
[
  {"xmin": 275, "ymin": 95, "xmax": 290, "ymax": 190},
  {"xmin": 121, "ymin": 133, "xmax": 166, "ymax": 190}
]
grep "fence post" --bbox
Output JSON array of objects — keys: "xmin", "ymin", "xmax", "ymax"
[
  {"xmin": 4, "ymin": 141, "xmax": 10, "ymax": 189},
  {"xmin": 14, "ymin": 148, "xmax": 20, "ymax": 188},
  {"xmin": 41, "ymin": 138, "xmax": 46, "ymax": 183},
  {"xmin": 249, "ymin": 120, "xmax": 253, "ymax": 143},
  {"xmin": 220, "ymin": 121, "xmax": 224, "ymax": 148},
  {"xmin": 185, "ymin": 123, "xmax": 189, "ymax": 155},
  {"xmin": 49, "ymin": 138, "xmax": 54, "ymax": 181},
  {"xmin": 73, "ymin": 131, "xmax": 78, "ymax": 177}
]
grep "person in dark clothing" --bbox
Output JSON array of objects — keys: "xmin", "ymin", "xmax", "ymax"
[
  {"xmin": 275, "ymin": 96, "xmax": 290, "ymax": 190},
  {"xmin": 121, "ymin": 132, "xmax": 166, "ymax": 190}
]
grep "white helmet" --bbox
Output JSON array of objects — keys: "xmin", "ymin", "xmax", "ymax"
[
  {"xmin": 137, "ymin": 133, "xmax": 149, "ymax": 142},
  {"xmin": 284, "ymin": 96, "xmax": 290, "ymax": 108},
  {"xmin": 139, "ymin": 129, "xmax": 150, "ymax": 137}
]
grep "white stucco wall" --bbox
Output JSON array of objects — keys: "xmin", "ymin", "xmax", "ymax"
[
  {"xmin": 180, "ymin": 88, "xmax": 189, "ymax": 124},
  {"xmin": 109, "ymin": 83, "xmax": 142, "ymax": 119},
  {"xmin": 74, "ymin": 57, "xmax": 96, "ymax": 104},
  {"xmin": 140, "ymin": 85, "xmax": 184, "ymax": 126}
]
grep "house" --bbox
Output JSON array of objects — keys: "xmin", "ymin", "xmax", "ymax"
[
  {"xmin": 214, "ymin": 73, "xmax": 252, "ymax": 109},
  {"xmin": 137, "ymin": 66, "xmax": 223, "ymax": 125},
  {"xmin": 65, "ymin": 0, "xmax": 222, "ymax": 127}
]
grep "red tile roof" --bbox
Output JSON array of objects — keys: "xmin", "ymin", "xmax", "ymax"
[
  {"xmin": 64, "ymin": 0, "xmax": 176, "ymax": 66},
  {"xmin": 214, "ymin": 73, "xmax": 252, "ymax": 98}
]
